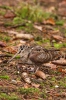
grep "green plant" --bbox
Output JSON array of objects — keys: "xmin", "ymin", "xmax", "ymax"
[
  {"xmin": 0, "ymin": 93, "xmax": 19, "ymax": 100},
  {"xmin": 15, "ymin": 55, "xmax": 20, "ymax": 59},
  {"xmin": 0, "ymin": 75, "xmax": 9, "ymax": 79},
  {"xmin": 54, "ymin": 43, "xmax": 63, "ymax": 49},
  {"xmin": 19, "ymin": 87, "xmax": 39, "ymax": 95},
  {"xmin": 14, "ymin": 3, "xmax": 50, "ymax": 23},
  {"xmin": 13, "ymin": 17, "xmax": 24, "ymax": 24},
  {"xmin": 54, "ymin": 43, "xmax": 66, "ymax": 49},
  {"xmin": 51, "ymin": 77, "xmax": 56, "ymax": 81},
  {"xmin": 55, "ymin": 20, "xmax": 64, "ymax": 26},
  {"xmin": 0, "ymin": 35, "xmax": 10, "ymax": 42},
  {"xmin": 0, "ymin": 10, "xmax": 5, "ymax": 15},
  {"xmin": 59, "ymin": 81, "xmax": 66, "ymax": 88},
  {"xmin": 3, "ymin": 36, "xmax": 11, "ymax": 42},
  {"xmin": 40, "ymin": 90, "xmax": 47, "ymax": 98}
]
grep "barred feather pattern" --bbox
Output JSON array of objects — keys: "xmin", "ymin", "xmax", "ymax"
[
  {"xmin": 8, "ymin": 45, "xmax": 64, "ymax": 64},
  {"xmin": 19, "ymin": 45, "xmax": 62, "ymax": 65}
]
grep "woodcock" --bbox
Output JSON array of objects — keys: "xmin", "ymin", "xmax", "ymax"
[{"xmin": 8, "ymin": 45, "xmax": 63, "ymax": 66}]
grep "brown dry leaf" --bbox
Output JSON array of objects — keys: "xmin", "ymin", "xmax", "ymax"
[
  {"xmin": 33, "ymin": 25, "xmax": 42, "ymax": 31},
  {"xmin": 46, "ymin": 18, "xmax": 55, "ymax": 25},
  {"xmin": 7, "ymin": 30, "xmax": 34, "ymax": 40},
  {"xmin": 48, "ymin": 96, "xmax": 53, "ymax": 100},
  {"xmin": 58, "ymin": 1, "xmax": 66, "ymax": 16},
  {"xmin": 19, "ymin": 40, "xmax": 26, "ymax": 44},
  {"xmin": 58, "ymin": 68, "xmax": 66, "ymax": 74},
  {"xmin": 0, "ymin": 51, "xmax": 3, "ymax": 54},
  {"xmin": 14, "ymin": 33, "xmax": 34, "ymax": 40},
  {"xmin": 44, "ymin": 63, "xmax": 57, "ymax": 69},
  {"xmin": 24, "ymin": 83, "xmax": 30, "ymax": 88},
  {"xmin": 4, "ymin": 46, "xmax": 17, "ymax": 54},
  {"xmin": 35, "ymin": 70, "xmax": 46, "ymax": 79},
  {"xmin": 4, "ymin": 10, "xmax": 16, "ymax": 18},
  {"xmin": 0, "ymin": 60, "xmax": 2, "ymax": 63},
  {"xmin": 0, "ymin": 41, "xmax": 7, "ymax": 47},
  {"xmin": 62, "ymin": 69, "xmax": 66, "ymax": 73},
  {"xmin": 51, "ymin": 35, "xmax": 64, "ymax": 42},
  {"xmin": 52, "ymin": 58, "xmax": 66, "ymax": 66},
  {"xmin": 31, "ymin": 83, "xmax": 40, "ymax": 88},
  {"xmin": 7, "ymin": 30, "xmax": 19, "ymax": 35},
  {"xmin": 60, "ymin": 48, "xmax": 66, "ymax": 52}
]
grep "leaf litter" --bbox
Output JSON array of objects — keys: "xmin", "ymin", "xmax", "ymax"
[{"xmin": 0, "ymin": 0, "xmax": 66, "ymax": 100}]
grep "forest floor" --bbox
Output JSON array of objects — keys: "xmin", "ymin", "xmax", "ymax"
[{"xmin": 0, "ymin": 0, "xmax": 66, "ymax": 100}]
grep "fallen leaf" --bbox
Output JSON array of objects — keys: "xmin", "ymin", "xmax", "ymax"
[
  {"xmin": 58, "ymin": 67, "xmax": 66, "ymax": 74},
  {"xmin": 7, "ymin": 30, "xmax": 34, "ymax": 40},
  {"xmin": 62, "ymin": 69, "xmax": 66, "ymax": 73},
  {"xmin": 58, "ymin": 1, "xmax": 66, "ymax": 16},
  {"xmin": 4, "ymin": 46, "xmax": 17, "ymax": 54},
  {"xmin": 48, "ymin": 96, "xmax": 53, "ymax": 100},
  {"xmin": 46, "ymin": 18, "xmax": 55, "ymax": 25},
  {"xmin": 19, "ymin": 40, "xmax": 26, "ymax": 44},
  {"xmin": 44, "ymin": 63, "xmax": 57, "ymax": 69},
  {"xmin": 31, "ymin": 83, "xmax": 40, "ymax": 88},
  {"xmin": 24, "ymin": 83, "xmax": 30, "ymax": 88},
  {"xmin": 14, "ymin": 33, "xmax": 34, "ymax": 40},
  {"xmin": 7, "ymin": 30, "xmax": 19, "ymax": 35},
  {"xmin": 35, "ymin": 70, "xmax": 46, "ymax": 79},
  {"xmin": 33, "ymin": 25, "xmax": 42, "ymax": 31},
  {"xmin": 4, "ymin": 10, "xmax": 16, "ymax": 18},
  {"xmin": 51, "ymin": 35, "xmax": 64, "ymax": 42},
  {"xmin": 52, "ymin": 58, "xmax": 66, "ymax": 65},
  {"xmin": 0, "ymin": 60, "xmax": 2, "ymax": 63},
  {"xmin": 0, "ymin": 41, "xmax": 7, "ymax": 47}
]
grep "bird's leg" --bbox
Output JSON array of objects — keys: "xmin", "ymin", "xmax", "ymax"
[{"xmin": 34, "ymin": 65, "xmax": 39, "ymax": 73}]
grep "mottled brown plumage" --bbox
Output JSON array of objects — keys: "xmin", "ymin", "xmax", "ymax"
[{"xmin": 8, "ymin": 45, "xmax": 62, "ymax": 66}]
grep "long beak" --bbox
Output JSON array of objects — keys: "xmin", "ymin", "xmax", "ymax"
[{"xmin": 7, "ymin": 47, "xmax": 21, "ymax": 63}]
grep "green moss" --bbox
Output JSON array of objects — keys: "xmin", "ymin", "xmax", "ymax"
[
  {"xmin": 15, "ymin": 55, "xmax": 20, "ymax": 59},
  {"xmin": 63, "ymin": 43, "xmax": 66, "ymax": 47},
  {"xmin": 0, "ymin": 75, "xmax": 9, "ymax": 79},
  {"xmin": 51, "ymin": 77, "xmax": 56, "ymax": 81},
  {"xmin": 35, "ymin": 37, "xmax": 50, "ymax": 43},
  {"xmin": 54, "ymin": 43, "xmax": 63, "ymax": 49},
  {"xmin": 35, "ymin": 36, "xmax": 42, "ymax": 41},
  {"xmin": 0, "ymin": 35, "xmax": 10, "ymax": 42},
  {"xmin": 55, "ymin": 20, "xmax": 64, "ymax": 26},
  {"xmin": 40, "ymin": 90, "xmax": 47, "ymax": 98},
  {"xmin": 43, "ymin": 12, "xmax": 51, "ymax": 19},
  {"xmin": 3, "ymin": 36, "xmax": 11, "ymax": 42},
  {"xmin": 0, "ymin": 5, "xmax": 12, "ymax": 10},
  {"xmin": 54, "ymin": 43, "xmax": 66, "ymax": 49},
  {"xmin": 0, "ymin": 93, "xmax": 19, "ymax": 100},
  {"xmin": 59, "ymin": 81, "xmax": 66, "ymax": 88},
  {"xmin": 19, "ymin": 87, "xmax": 39, "ymax": 95},
  {"xmin": 0, "ymin": 10, "xmax": 5, "ymax": 15}
]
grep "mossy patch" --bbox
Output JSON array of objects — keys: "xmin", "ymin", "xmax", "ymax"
[
  {"xmin": 0, "ymin": 75, "xmax": 9, "ymax": 79},
  {"xmin": 18, "ymin": 87, "xmax": 40, "ymax": 95},
  {"xmin": 0, "ymin": 93, "xmax": 19, "ymax": 100}
]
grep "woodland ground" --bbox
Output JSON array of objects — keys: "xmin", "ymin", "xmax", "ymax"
[{"xmin": 0, "ymin": 0, "xmax": 66, "ymax": 100}]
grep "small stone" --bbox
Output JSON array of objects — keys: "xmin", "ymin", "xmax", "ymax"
[
  {"xmin": 11, "ymin": 79, "xmax": 17, "ymax": 84},
  {"xmin": 55, "ymin": 85, "xmax": 59, "ymax": 88}
]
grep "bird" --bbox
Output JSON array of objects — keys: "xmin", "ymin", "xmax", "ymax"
[{"xmin": 8, "ymin": 45, "xmax": 62, "ymax": 66}]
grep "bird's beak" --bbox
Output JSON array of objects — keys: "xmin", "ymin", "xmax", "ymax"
[{"xmin": 7, "ymin": 48, "xmax": 21, "ymax": 63}]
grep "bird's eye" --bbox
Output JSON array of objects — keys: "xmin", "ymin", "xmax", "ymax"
[{"xmin": 20, "ymin": 45, "xmax": 25, "ymax": 50}]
